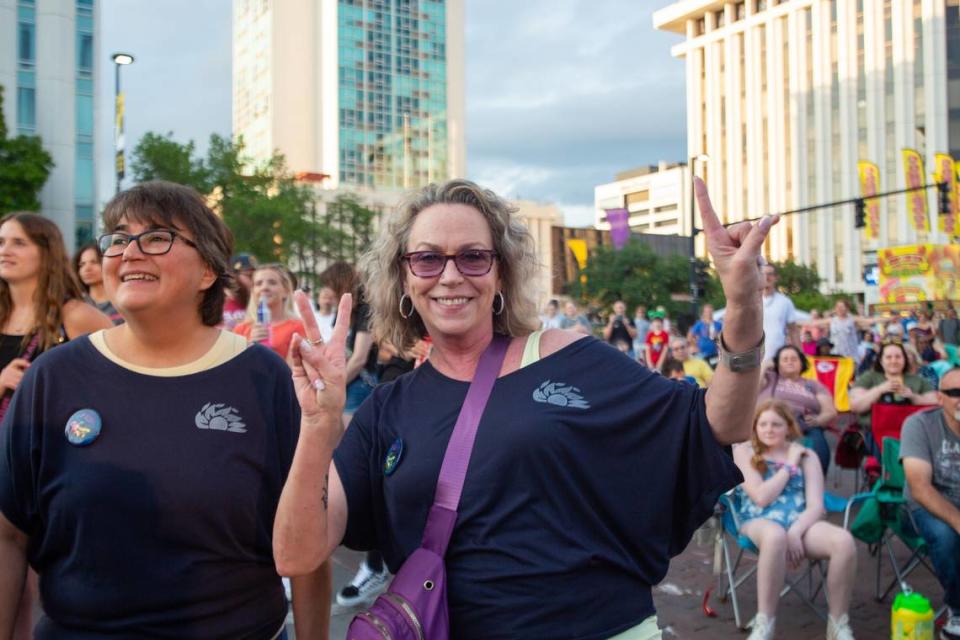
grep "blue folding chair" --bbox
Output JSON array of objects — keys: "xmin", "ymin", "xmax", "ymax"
[{"xmin": 711, "ymin": 488, "xmax": 828, "ymax": 630}]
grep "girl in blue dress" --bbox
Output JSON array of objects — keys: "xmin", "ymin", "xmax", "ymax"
[{"xmin": 733, "ymin": 400, "xmax": 858, "ymax": 640}]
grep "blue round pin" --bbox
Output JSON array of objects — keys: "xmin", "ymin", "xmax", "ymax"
[
  {"xmin": 383, "ymin": 438, "xmax": 404, "ymax": 476},
  {"xmin": 65, "ymin": 409, "xmax": 102, "ymax": 446}
]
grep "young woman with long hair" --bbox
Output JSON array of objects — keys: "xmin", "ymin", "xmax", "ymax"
[
  {"xmin": 232, "ymin": 264, "xmax": 305, "ymax": 359},
  {"xmin": 0, "ymin": 213, "xmax": 112, "ymax": 639},
  {"xmin": 73, "ymin": 241, "xmax": 123, "ymax": 324}
]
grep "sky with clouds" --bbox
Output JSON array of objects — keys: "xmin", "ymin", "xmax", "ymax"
[{"xmin": 97, "ymin": 0, "xmax": 687, "ymax": 227}]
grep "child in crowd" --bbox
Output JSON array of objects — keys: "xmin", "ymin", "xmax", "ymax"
[{"xmin": 645, "ymin": 315, "xmax": 669, "ymax": 370}]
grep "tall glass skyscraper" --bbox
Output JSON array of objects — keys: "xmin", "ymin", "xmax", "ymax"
[
  {"xmin": 233, "ymin": 0, "xmax": 464, "ymax": 192},
  {"xmin": 1, "ymin": 0, "xmax": 99, "ymax": 249}
]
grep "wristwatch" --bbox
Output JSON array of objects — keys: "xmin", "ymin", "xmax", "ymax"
[{"xmin": 714, "ymin": 331, "xmax": 765, "ymax": 372}]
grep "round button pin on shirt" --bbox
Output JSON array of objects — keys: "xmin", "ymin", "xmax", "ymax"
[{"xmin": 65, "ymin": 409, "xmax": 102, "ymax": 446}]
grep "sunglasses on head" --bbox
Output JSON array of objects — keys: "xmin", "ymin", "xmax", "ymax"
[{"xmin": 941, "ymin": 388, "xmax": 960, "ymax": 398}]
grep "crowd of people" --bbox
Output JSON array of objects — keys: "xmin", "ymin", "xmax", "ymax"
[{"xmin": 0, "ymin": 176, "xmax": 956, "ymax": 640}]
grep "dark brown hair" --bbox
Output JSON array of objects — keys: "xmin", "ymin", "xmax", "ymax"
[
  {"xmin": 0, "ymin": 213, "xmax": 84, "ymax": 350},
  {"xmin": 72, "ymin": 241, "xmax": 101, "ymax": 294},
  {"xmin": 101, "ymin": 181, "xmax": 234, "ymax": 326},
  {"xmin": 874, "ymin": 341, "xmax": 909, "ymax": 375}
]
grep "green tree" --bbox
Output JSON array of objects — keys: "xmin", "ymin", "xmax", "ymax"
[
  {"xmin": 129, "ymin": 131, "xmax": 209, "ymax": 188},
  {"xmin": 567, "ymin": 241, "xmax": 698, "ymax": 321},
  {"xmin": 0, "ymin": 85, "xmax": 55, "ymax": 214},
  {"xmin": 130, "ymin": 131, "xmax": 382, "ymax": 287}
]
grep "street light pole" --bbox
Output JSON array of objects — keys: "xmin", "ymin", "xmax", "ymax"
[
  {"xmin": 688, "ymin": 153, "xmax": 709, "ymax": 319},
  {"xmin": 111, "ymin": 53, "xmax": 134, "ymax": 194}
]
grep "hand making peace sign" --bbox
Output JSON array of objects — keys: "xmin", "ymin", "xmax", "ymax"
[
  {"xmin": 289, "ymin": 290, "xmax": 353, "ymax": 424},
  {"xmin": 695, "ymin": 177, "xmax": 779, "ymax": 308}
]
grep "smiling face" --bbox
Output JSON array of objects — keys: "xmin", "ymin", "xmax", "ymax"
[
  {"xmin": 77, "ymin": 247, "xmax": 103, "ymax": 288},
  {"xmin": 102, "ymin": 216, "xmax": 216, "ymax": 324},
  {"xmin": 0, "ymin": 220, "xmax": 42, "ymax": 285},
  {"xmin": 252, "ymin": 267, "xmax": 290, "ymax": 309},
  {"xmin": 403, "ymin": 203, "xmax": 500, "ymax": 343},
  {"xmin": 879, "ymin": 343, "xmax": 907, "ymax": 377},
  {"xmin": 755, "ymin": 408, "xmax": 792, "ymax": 450}
]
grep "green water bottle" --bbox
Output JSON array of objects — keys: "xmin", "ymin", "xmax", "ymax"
[{"xmin": 891, "ymin": 591, "xmax": 934, "ymax": 639}]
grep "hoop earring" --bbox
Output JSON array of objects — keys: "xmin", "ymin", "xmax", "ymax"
[
  {"xmin": 399, "ymin": 293, "xmax": 415, "ymax": 319},
  {"xmin": 492, "ymin": 291, "xmax": 505, "ymax": 316}
]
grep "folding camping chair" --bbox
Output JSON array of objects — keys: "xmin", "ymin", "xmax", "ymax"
[
  {"xmin": 862, "ymin": 403, "xmax": 930, "ymax": 488},
  {"xmin": 844, "ymin": 437, "xmax": 937, "ymax": 602},
  {"xmin": 710, "ymin": 489, "xmax": 828, "ymax": 630}
]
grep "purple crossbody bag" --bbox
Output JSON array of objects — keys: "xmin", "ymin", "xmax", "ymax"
[{"xmin": 346, "ymin": 334, "xmax": 509, "ymax": 640}]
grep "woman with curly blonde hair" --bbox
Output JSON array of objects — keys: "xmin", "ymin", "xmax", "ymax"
[
  {"xmin": 733, "ymin": 399, "xmax": 857, "ymax": 640},
  {"xmin": 276, "ymin": 178, "xmax": 775, "ymax": 638}
]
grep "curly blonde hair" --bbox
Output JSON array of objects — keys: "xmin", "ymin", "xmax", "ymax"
[
  {"xmin": 359, "ymin": 179, "xmax": 541, "ymax": 351},
  {"xmin": 750, "ymin": 399, "xmax": 804, "ymax": 474}
]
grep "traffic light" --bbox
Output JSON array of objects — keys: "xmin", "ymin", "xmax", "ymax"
[
  {"xmin": 854, "ymin": 199, "xmax": 866, "ymax": 229},
  {"xmin": 938, "ymin": 181, "xmax": 951, "ymax": 215},
  {"xmin": 692, "ymin": 260, "xmax": 709, "ymax": 300}
]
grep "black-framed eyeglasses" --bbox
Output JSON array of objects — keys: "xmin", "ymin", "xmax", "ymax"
[
  {"xmin": 941, "ymin": 388, "xmax": 960, "ymax": 398},
  {"xmin": 98, "ymin": 230, "xmax": 199, "ymax": 257},
  {"xmin": 401, "ymin": 250, "xmax": 498, "ymax": 278}
]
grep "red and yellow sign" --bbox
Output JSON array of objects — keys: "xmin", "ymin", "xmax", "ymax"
[
  {"xmin": 857, "ymin": 160, "xmax": 881, "ymax": 239},
  {"xmin": 901, "ymin": 148, "xmax": 929, "ymax": 232},
  {"xmin": 878, "ymin": 244, "xmax": 960, "ymax": 304},
  {"xmin": 933, "ymin": 153, "xmax": 957, "ymax": 237}
]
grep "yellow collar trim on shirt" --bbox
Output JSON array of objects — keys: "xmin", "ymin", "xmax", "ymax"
[{"xmin": 88, "ymin": 330, "xmax": 249, "ymax": 377}]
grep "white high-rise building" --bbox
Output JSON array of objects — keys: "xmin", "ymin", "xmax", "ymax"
[
  {"xmin": 594, "ymin": 162, "xmax": 688, "ymax": 237},
  {"xmin": 0, "ymin": 0, "xmax": 99, "ymax": 248},
  {"xmin": 654, "ymin": 0, "xmax": 960, "ymax": 293},
  {"xmin": 232, "ymin": 0, "xmax": 465, "ymax": 194}
]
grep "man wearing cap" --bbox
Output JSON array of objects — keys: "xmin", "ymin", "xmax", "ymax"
[
  {"xmin": 901, "ymin": 367, "xmax": 960, "ymax": 639},
  {"xmin": 222, "ymin": 254, "xmax": 258, "ymax": 330}
]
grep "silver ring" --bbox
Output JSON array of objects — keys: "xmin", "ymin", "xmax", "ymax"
[{"xmin": 307, "ymin": 338, "xmax": 323, "ymax": 346}]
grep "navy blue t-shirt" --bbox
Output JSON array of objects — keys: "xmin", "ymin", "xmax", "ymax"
[
  {"xmin": 334, "ymin": 336, "xmax": 742, "ymax": 640},
  {"xmin": 0, "ymin": 337, "xmax": 299, "ymax": 639}
]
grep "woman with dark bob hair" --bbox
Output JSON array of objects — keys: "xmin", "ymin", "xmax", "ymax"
[
  {"xmin": 274, "ymin": 178, "xmax": 777, "ymax": 639},
  {"xmin": 849, "ymin": 340, "xmax": 937, "ymax": 454},
  {"xmin": 0, "ymin": 181, "xmax": 329, "ymax": 639}
]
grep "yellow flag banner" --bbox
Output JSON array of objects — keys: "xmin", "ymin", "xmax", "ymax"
[
  {"xmin": 566, "ymin": 239, "xmax": 588, "ymax": 270},
  {"xmin": 934, "ymin": 154, "xmax": 957, "ymax": 237},
  {"xmin": 956, "ymin": 160, "xmax": 960, "ymax": 239},
  {"xmin": 857, "ymin": 160, "xmax": 881, "ymax": 239},
  {"xmin": 901, "ymin": 148, "xmax": 929, "ymax": 232}
]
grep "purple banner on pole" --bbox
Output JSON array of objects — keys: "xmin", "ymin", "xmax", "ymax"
[{"xmin": 606, "ymin": 208, "xmax": 630, "ymax": 250}]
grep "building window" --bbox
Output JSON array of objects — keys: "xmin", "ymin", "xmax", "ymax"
[
  {"xmin": 16, "ymin": 86, "xmax": 36, "ymax": 132},
  {"xmin": 18, "ymin": 23, "xmax": 35, "ymax": 64},
  {"xmin": 78, "ymin": 34, "xmax": 94, "ymax": 71},
  {"xmin": 625, "ymin": 190, "xmax": 650, "ymax": 206}
]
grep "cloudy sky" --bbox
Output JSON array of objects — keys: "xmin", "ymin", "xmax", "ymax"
[{"xmin": 97, "ymin": 0, "xmax": 687, "ymax": 227}]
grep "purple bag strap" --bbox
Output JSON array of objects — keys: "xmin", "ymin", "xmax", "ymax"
[{"xmin": 421, "ymin": 334, "xmax": 509, "ymax": 556}]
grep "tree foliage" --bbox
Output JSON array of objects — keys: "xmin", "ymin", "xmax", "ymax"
[
  {"xmin": 0, "ymin": 86, "xmax": 55, "ymax": 214},
  {"xmin": 567, "ymin": 240, "xmax": 848, "ymax": 327},
  {"xmin": 567, "ymin": 241, "xmax": 714, "ymax": 325},
  {"xmin": 130, "ymin": 132, "xmax": 377, "ymax": 285}
]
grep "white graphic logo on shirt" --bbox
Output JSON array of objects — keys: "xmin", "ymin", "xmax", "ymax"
[
  {"xmin": 195, "ymin": 403, "xmax": 247, "ymax": 433},
  {"xmin": 532, "ymin": 381, "xmax": 590, "ymax": 409}
]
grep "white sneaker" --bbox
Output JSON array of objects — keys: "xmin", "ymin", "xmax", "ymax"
[
  {"xmin": 335, "ymin": 562, "xmax": 390, "ymax": 607},
  {"xmin": 747, "ymin": 613, "xmax": 775, "ymax": 640},
  {"xmin": 941, "ymin": 613, "xmax": 960, "ymax": 640},
  {"xmin": 827, "ymin": 613, "xmax": 855, "ymax": 640}
]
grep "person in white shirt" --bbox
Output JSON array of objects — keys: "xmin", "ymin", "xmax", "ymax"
[
  {"xmin": 540, "ymin": 299, "xmax": 564, "ymax": 330},
  {"xmin": 314, "ymin": 285, "xmax": 336, "ymax": 343},
  {"xmin": 762, "ymin": 265, "xmax": 799, "ymax": 358}
]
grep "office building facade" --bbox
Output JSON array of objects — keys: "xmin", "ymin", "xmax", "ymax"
[
  {"xmin": 594, "ymin": 162, "xmax": 689, "ymax": 238},
  {"xmin": 655, "ymin": 0, "xmax": 960, "ymax": 293},
  {"xmin": 233, "ymin": 0, "xmax": 465, "ymax": 193},
  {"xmin": 0, "ymin": 0, "xmax": 98, "ymax": 248}
]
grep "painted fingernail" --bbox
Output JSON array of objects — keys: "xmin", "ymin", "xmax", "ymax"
[
  {"xmin": 759, "ymin": 216, "xmax": 773, "ymax": 232},
  {"xmin": 313, "ymin": 379, "xmax": 326, "ymax": 391}
]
